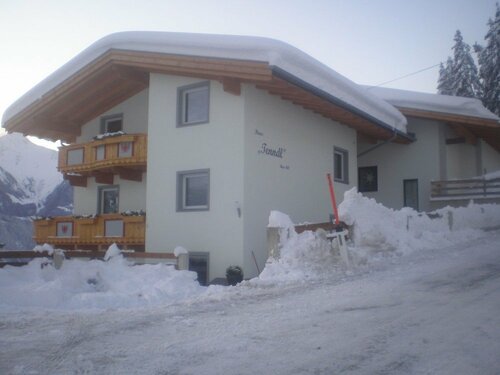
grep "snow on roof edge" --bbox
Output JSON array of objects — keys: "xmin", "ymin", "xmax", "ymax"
[
  {"xmin": 2, "ymin": 31, "xmax": 407, "ymax": 133},
  {"xmin": 365, "ymin": 86, "xmax": 499, "ymax": 122}
]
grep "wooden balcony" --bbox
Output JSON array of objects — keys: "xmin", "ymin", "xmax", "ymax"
[
  {"xmin": 431, "ymin": 177, "xmax": 500, "ymax": 200},
  {"xmin": 33, "ymin": 214, "xmax": 146, "ymax": 251},
  {"xmin": 58, "ymin": 133, "xmax": 147, "ymax": 186}
]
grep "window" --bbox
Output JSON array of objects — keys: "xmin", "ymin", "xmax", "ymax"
[
  {"xmin": 333, "ymin": 147, "xmax": 349, "ymax": 184},
  {"xmin": 177, "ymin": 169, "xmax": 210, "ymax": 211},
  {"xmin": 100, "ymin": 114, "xmax": 123, "ymax": 134},
  {"xmin": 67, "ymin": 148, "xmax": 84, "ymax": 165},
  {"xmin": 358, "ymin": 166, "xmax": 378, "ymax": 192},
  {"xmin": 98, "ymin": 185, "xmax": 119, "ymax": 214},
  {"xmin": 105, "ymin": 219, "xmax": 124, "ymax": 237},
  {"xmin": 56, "ymin": 222, "xmax": 73, "ymax": 237},
  {"xmin": 177, "ymin": 82, "xmax": 210, "ymax": 126}
]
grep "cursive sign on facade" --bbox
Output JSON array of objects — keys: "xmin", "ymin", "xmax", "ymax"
[{"xmin": 258, "ymin": 143, "xmax": 286, "ymax": 158}]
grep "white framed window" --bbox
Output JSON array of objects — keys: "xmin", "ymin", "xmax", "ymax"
[
  {"xmin": 56, "ymin": 222, "xmax": 73, "ymax": 237},
  {"xmin": 177, "ymin": 82, "xmax": 210, "ymax": 126},
  {"xmin": 334, "ymin": 147, "xmax": 349, "ymax": 184},
  {"xmin": 104, "ymin": 219, "xmax": 124, "ymax": 237},
  {"xmin": 100, "ymin": 114, "xmax": 123, "ymax": 134},
  {"xmin": 177, "ymin": 169, "xmax": 210, "ymax": 211},
  {"xmin": 67, "ymin": 148, "xmax": 84, "ymax": 165},
  {"xmin": 98, "ymin": 185, "xmax": 119, "ymax": 214}
]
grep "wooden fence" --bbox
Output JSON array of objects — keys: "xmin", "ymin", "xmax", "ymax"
[{"xmin": 431, "ymin": 177, "xmax": 500, "ymax": 200}]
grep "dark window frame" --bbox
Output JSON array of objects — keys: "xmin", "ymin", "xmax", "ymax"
[
  {"xmin": 97, "ymin": 185, "xmax": 120, "ymax": 214},
  {"xmin": 100, "ymin": 113, "xmax": 123, "ymax": 134},
  {"xmin": 403, "ymin": 179, "xmax": 419, "ymax": 211},
  {"xmin": 358, "ymin": 166, "xmax": 378, "ymax": 192}
]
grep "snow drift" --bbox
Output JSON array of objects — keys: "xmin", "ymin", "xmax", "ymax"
[{"xmin": 1, "ymin": 191, "xmax": 499, "ymax": 311}]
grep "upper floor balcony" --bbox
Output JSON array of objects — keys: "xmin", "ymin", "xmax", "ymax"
[{"xmin": 58, "ymin": 133, "xmax": 147, "ymax": 186}]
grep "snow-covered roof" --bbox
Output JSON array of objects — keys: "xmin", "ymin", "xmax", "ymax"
[
  {"xmin": 365, "ymin": 86, "xmax": 499, "ymax": 122},
  {"xmin": 2, "ymin": 31, "xmax": 407, "ymax": 133}
]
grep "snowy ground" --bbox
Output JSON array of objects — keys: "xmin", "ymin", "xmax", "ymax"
[
  {"xmin": 1, "ymin": 193, "xmax": 500, "ymax": 374},
  {"xmin": 1, "ymin": 230, "xmax": 499, "ymax": 374}
]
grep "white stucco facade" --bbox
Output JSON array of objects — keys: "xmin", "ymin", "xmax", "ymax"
[
  {"xmin": 67, "ymin": 71, "xmax": 358, "ymax": 281},
  {"xmin": 144, "ymin": 74, "xmax": 357, "ymax": 280},
  {"xmin": 73, "ymin": 90, "xmax": 149, "ymax": 216},
  {"xmin": 359, "ymin": 117, "xmax": 500, "ymax": 212},
  {"xmin": 242, "ymin": 85, "xmax": 356, "ymax": 276},
  {"xmin": 145, "ymin": 74, "xmax": 246, "ymax": 280},
  {"xmin": 358, "ymin": 118, "xmax": 442, "ymax": 212}
]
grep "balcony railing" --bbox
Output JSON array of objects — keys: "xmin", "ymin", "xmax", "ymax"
[
  {"xmin": 58, "ymin": 133, "xmax": 147, "ymax": 185},
  {"xmin": 33, "ymin": 214, "xmax": 146, "ymax": 251},
  {"xmin": 431, "ymin": 177, "xmax": 500, "ymax": 200}
]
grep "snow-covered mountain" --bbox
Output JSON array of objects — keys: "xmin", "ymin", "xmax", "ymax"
[{"xmin": 0, "ymin": 133, "xmax": 73, "ymax": 249}]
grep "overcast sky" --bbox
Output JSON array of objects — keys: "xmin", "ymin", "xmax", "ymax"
[{"xmin": 0, "ymin": 0, "xmax": 497, "ymax": 144}]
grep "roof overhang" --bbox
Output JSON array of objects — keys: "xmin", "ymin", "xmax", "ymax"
[
  {"xmin": 3, "ymin": 48, "xmax": 411, "ymax": 144},
  {"xmin": 398, "ymin": 107, "xmax": 500, "ymax": 152}
]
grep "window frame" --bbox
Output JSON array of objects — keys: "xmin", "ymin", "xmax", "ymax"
[
  {"xmin": 176, "ymin": 169, "xmax": 210, "ymax": 212},
  {"xmin": 333, "ymin": 146, "xmax": 349, "ymax": 184},
  {"xmin": 176, "ymin": 82, "xmax": 210, "ymax": 127},
  {"xmin": 97, "ymin": 185, "xmax": 120, "ymax": 214},
  {"xmin": 403, "ymin": 179, "xmax": 419, "ymax": 211},
  {"xmin": 358, "ymin": 166, "xmax": 378, "ymax": 192},
  {"xmin": 100, "ymin": 113, "xmax": 123, "ymax": 134}
]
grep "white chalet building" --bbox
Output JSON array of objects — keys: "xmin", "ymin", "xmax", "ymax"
[{"xmin": 5, "ymin": 32, "xmax": 498, "ymax": 283}]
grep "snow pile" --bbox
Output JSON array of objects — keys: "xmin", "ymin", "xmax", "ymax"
[
  {"xmin": 339, "ymin": 188, "xmax": 500, "ymax": 262},
  {"xmin": 0, "ymin": 254, "xmax": 206, "ymax": 312},
  {"xmin": 33, "ymin": 243, "xmax": 55, "ymax": 255},
  {"xmin": 258, "ymin": 190, "xmax": 500, "ymax": 283},
  {"xmin": 258, "ymin": 211, "xmax": 340, "ymax": 284},
  {"xmin": 483, "ymin": 169, "xmax": 500, "ymax": 180}
]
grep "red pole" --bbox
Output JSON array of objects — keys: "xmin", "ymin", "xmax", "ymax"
[{"xmin": 326, "ymin": 173, "xmax": 340, "ymax": 225}]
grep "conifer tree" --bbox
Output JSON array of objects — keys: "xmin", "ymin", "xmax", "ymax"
[
  {"xmin": 449, "ymin": 30, "xmax": 482, "ymax": 98},
  {"xmin": 437, "ymin": 57, "xmax": 454, "ymax": 95},
  {"xmin": 474, "ymin": 3, "xmax": 500, "ymax": 116}
]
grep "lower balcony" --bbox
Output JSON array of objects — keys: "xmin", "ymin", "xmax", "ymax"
[{"xmin": 33, "ymin": 213, "xmax": 146, "ymax": 251}]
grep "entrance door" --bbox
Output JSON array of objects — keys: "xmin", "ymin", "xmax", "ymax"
[
  {"xmin": 189, "ymin": 253, "xmax": 209, "ymax": 286},
  {"xmin": 403, "ymin": 179, "xmax": 419, "ymax": 211}
]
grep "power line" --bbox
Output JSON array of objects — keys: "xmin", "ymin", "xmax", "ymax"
[{"xmin": 367, "ymin": 63, "xmax": 441, "ymax": 88}]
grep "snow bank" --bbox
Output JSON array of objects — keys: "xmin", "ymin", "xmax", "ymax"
[
  {"xmin": 257, "ymin": 212, "xmax": 341, "ymax": 285},
  {"xmin": 339, "ymin": 188, "xmax": 500, "ymax": 262},
  {"xmin": 258, "ymin": 190, "xmax": 500, "ymax": 283},
  {"xmin": 0, "ymin": 255, "xmax": 206, "ymax": 312}
]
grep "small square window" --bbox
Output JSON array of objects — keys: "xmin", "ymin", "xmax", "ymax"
[
  {"xmin": 67, "ymin": 148, "xmax": 84, "ymax": 165},
  {"xmin": 177, "ymin": 82, "xmax": 210, "ymax": 126},
  {"xmin": 358, "ymin": 166, "xmax": 378, "ymax": 192},
  {"xmin": 100, "ymin": 114, "xmax": 123, "ymax": 134},
  {"xmin": 177, "ymin": 170, "xmax": 210, "ymax": 211},
  {"xmin": 56, "ymin": 222, "xmax": 73, "ymax": 237},
  {"xmin": 105, "ymin": 220, "xmax": 124, "ymax": 237},
  {"xmin": 333, "ymin": 147, "xmax": 349, "ymax": 184}
]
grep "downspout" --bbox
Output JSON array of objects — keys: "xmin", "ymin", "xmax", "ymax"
[{"xmin": 357, "ymin": 129, "xmax": 398, "ymax": 158}]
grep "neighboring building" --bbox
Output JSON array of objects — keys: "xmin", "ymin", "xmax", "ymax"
[
  {"xmin": 359, "ymin": 87, "xmax": 500, "ymax": 212},
  {"xmin": 1, "ymin": 32, "xmax": 410, "ymax": 282}
]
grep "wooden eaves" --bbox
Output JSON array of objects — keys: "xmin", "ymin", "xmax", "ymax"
[
  {"xmin": 3, "ymin": 49, "xmax": 412, "ymax": 144},
  {"xmin": 398, "ymin": 107, "xmax": 500, "ymax": 152}
]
